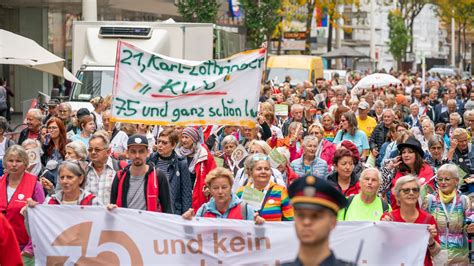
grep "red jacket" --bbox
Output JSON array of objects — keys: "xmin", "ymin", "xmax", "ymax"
[
  {"xmin": 391, "ymin": 163, "xmax": 435, "ymax": 209},
  {"xmin": 0, "ymin": 172, "xmax": 38, "ymax": 247},
  {"xmin": 48, "ymin": 193, "xmax": 96, "ymax": 205},
  {"xmin": 203, "ymin": 202, "xmax": 244, "ymax": 220},
  {"xmin": 192, "ymin": 145, "xmax": 217, "ymax": 210},
  {"xmin": 0, "ymin": 215, "xmax": 22, "ymax": 266},
  {"xmin": 286, "ymin": 165, "xmax": 299, "ymax": 185},
  {"xmin": 116, "ymin": 168, "xmax": 160, "ymax": 212}
]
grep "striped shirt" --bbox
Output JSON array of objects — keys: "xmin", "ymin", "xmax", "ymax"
[{"xmin": 236, "ymin": 181, "xmax": 294, "ymax": 221}]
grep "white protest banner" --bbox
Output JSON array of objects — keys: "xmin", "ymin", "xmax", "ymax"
[
  {"xmin": 29, "ymin": 206, "xmax": 429, "ymax": 265},
  {"xmin": 111, "ymin": 41, "xmax": 265, "ymax": 127}
]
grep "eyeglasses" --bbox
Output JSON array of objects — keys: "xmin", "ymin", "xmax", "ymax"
[
  {"xmin": 401, "ymin": 187, "xmax": 420, "ymax": 194},
  {"xmin": 438, "ymin": 177, "xmax": 453, "ymax": 183},
  {"xmin": 87, "ymin": 147, "xmax": 107, "ymax": 153},
  {"xmin": 157, "ymin": 140, "xmax": 170, "ymax": 145},
  {"xmin": 47, "ymin": 126, "xmax": 59, "ymax": 131}
]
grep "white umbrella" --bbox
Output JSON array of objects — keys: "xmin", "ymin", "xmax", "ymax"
[
  {"xmin": 353, "ymin": 73, "xmax": 401, "ymax": 90},
  {"xmin": 0, "ymin": 29, "xmax": 80, "ymax": 83}
]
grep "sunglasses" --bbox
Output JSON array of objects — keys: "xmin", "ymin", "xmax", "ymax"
[
  {"xmin": 87, "ymin": 147, "xmax": 107, "ymax": 153},
  {"xmin": 401, "ymin": 188, "xmax": 420, "ymax": 194}
]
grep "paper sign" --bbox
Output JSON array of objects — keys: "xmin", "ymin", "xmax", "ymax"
[
  {"xmin": 214, "ymin": 156, "xmax": 224, "ymax": 167},
  {"xmin": 231, "ymin": 144, "xmax": 248, "ymax": 164},
  {"xmin": 111, "ymin": 41, "xmax": 265, "ymax": 127},
  {"xmin": 458, "ymin": 166, "xmax": 468, "ymax": 179},
  {"xmin": 241, "ymin": 186, "xmax": 265, "ymax": 209},
  {"xmin": 314, "ymin": 93, "xmax": 326, "ymax": 104},
  {"xmin": 274, "ymin": 104, "xmax": 288, "ymax": 116},
  {"xmin": 268, "ymin": 149, "xmax": 286, "ymax": 168}
]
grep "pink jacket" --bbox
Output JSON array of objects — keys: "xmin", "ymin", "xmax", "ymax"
[{"xmin": 320, "ymin": 139, "xmax": 336, "ymax": 171}]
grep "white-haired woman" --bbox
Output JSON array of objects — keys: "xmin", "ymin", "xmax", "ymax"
[
  {"xmin": 422, "ymin": 164, "xmax": 474, "ymax": 265},
  {"xmin": 381, "ymin": 175, "xmax": 440, "ymax": 266},
  {"xmin": 321, "ymin": 113, "xmax": 337, "ymax": 142},
  {"xmin": 445, "ymin": 113, "xmax": 462, "ymax": 149},
  {"xmin": 219, "ymin": 135, "xmax": 242, "ymax": 175},
  {"xmin": 338, "ymin": 167, "xmax": 391, "ymax": 221},
  {"xmin": 290, "ymin": 135, "xmax": 328, "ymax": 179},
  {"xmin": 232, "ymin": 140, "xmax": 286, "ymax": 192},
  {"xmin": 65, "ymin": 141, "xmax": 88, "ymax": 161}
]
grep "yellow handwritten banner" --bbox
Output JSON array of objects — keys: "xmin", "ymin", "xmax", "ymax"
[{"xmin": 111, "ymin": 41, "xmax": 265, "ymax": 126}]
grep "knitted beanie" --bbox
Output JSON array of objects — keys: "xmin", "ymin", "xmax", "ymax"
[{"xmin": 182, "ymin": 127, "xmax": 200, "ymax": 143}]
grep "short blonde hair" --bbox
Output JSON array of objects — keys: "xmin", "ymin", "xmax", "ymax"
[
  {"xmin": 3, "ymin": 145, "xmax": 29, "ymax": 168},
  {"xmin": 452, "ymin": 128, "xmax": 468, "ymax": 139},
  {"xmin": 205, "ymin": 167, "xmax": 234, "ymax": 187},
  {"xmin": 449, "ymin": 112, "xmax": 462, "ymax": 125},
  {"xmin": 248, "ymin": 140, "xmax": 271, "ymax": 155}
]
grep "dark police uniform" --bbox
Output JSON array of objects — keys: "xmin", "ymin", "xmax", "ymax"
[
  {"xmin": 281, "ymin": 252, "xmax": 355, "ymax": 266},
  {"xmin": 283, "ymin": 175, "xmax": 356, "ymax": 266}
]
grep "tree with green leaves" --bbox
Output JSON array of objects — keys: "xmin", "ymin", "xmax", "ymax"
[
  {"xmin": 396, "ymin": 0, "xmax": 429, "ymax": 54},
  {"xmin": 176, "ymin": 0, "xmax": 220, "ymax": 23},
  {"xmin": 387, "ymin": 9, "xmax": 410, "ymax": 70},
  {"xmin": 240, "ymin": 0, "xmax": 282, "ymax": 49},
  {"xmin": 434, "ymin": 0, "xmax": 474, "ymax": 67}
]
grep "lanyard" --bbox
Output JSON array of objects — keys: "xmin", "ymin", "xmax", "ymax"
[{"xmin": 439, "ymin": 193, "xmax": 456, "ymax": 238}]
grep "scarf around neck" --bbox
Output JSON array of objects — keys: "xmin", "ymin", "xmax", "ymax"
[{"xmin": 439, "ymin": 189, "xmax": 456, "ymax": 204}]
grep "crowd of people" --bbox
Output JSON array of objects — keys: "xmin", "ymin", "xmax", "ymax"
[{"xmin": 1, "ymin": 70, "xmax": 474, "ymax": 265}]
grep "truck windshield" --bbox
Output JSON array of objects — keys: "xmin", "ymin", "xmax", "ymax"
[
  {"xmin": 71, "ymin": 70, "xmax": 114, "ymax": 101},
  {"xmin": 266, "ymin": 68, "xmax": 309, "ymax": 85}
]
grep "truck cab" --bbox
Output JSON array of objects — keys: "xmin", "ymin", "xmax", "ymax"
[
  {"xmin": 69, "ymin": 66, "xmax": 114, "ymax": 111},
  {"xmin": 69, "ymin": 20, "xmax": 213, "ymax": 111}
]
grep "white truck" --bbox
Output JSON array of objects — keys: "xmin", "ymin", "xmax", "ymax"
[{"xmin": 69, "ymin": 20, "xmax": 214, "ymax": 110}]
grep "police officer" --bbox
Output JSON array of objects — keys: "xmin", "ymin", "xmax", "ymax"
[{"xmin": 283, "ymin": 175, "xmax": 355, "ymax": 266}]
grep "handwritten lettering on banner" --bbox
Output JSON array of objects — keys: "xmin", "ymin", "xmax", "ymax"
[
  {"xmin": 111, "ymin": 41, "xmax": 265, "ymax": 126},
  {"xmin": 29, "ymin": 206, "xmax": 429, "ymax": 265}
]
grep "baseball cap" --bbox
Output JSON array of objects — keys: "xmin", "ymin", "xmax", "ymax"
[
  {"xmin": 358, "ymin": 101, "xmax": 369, "ymax": 110},
  {"xmin": 127, "ymin": 134, "xmax": 149, "ymax": 147}
]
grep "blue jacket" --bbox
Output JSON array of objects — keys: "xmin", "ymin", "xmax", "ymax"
[
  {"xmin": 149, "ymin": 151, "xmax": 192, "ymax": 215},
  {"xmin": 290, "ymin": 155, "xmax": 328, "ymax": 180},
  {"xmin": 196, "ymin": 193, "xmax": 255, "ymax": 220}
]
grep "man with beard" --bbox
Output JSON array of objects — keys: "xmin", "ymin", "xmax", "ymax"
[
  {"xmin": 109, "ymin": 135, "xmax": 173, "ymax": 213},
  {"xmin": 283, "ymin": 175, "xmax": 354, "ymax": 266}
]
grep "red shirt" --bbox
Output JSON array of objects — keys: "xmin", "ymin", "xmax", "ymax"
[
  {"xmin": 27, "ymin": 130, "xmax": 39, "ymax": 140},
  {"xmin": 341, "ymin": 181, "xmax": 360, "ymax": 197},
  {"xmin": 381, "ymin": 208, "xmax": 440, "ymax": 266}
]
